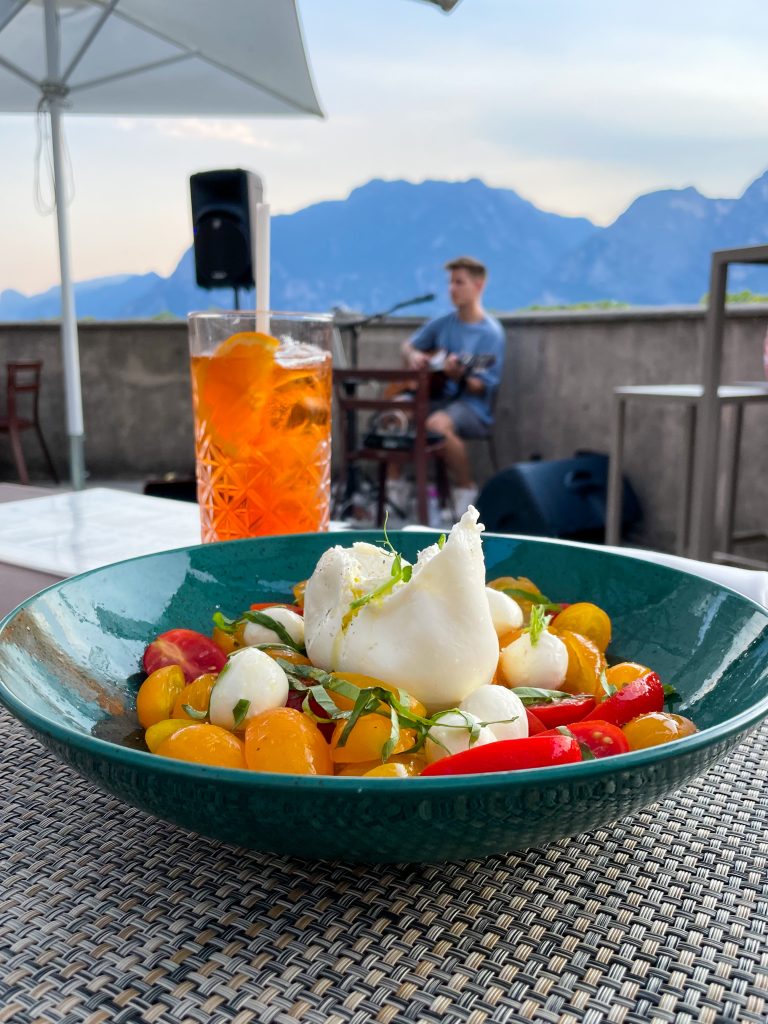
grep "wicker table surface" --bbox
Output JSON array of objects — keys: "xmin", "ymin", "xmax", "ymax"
[{"xmin": 2, "ymin": 706, "xmax": 767, "ymax": 1024}]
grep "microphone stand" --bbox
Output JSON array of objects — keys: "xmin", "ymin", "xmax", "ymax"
[{"xmin": 335, "ymin": 293, "xmax": 435, "ymax": 511}]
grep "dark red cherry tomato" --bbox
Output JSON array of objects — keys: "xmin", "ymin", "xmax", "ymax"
[
  {"xmin": 580, "ymin": 672, "xmax": 663, "ymax": 727},
  {"xmin": 555, "ymin": 721, "xmax": 630, "ymax": 758},
  {"xmin": 143, "ymin": 628, "xmax": 227, "ymax": 682},
  {"xmin": 421, "ymin": 734, "xmax": 582, "ymax": 777},
  {"xmin": 526, "ymin": 695, "xmax": 596, "ymax": 728}
]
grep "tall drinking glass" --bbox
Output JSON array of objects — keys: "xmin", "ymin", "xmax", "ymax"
[{"xmin": 188, "ymin": 312, "xmax": 333, "ymax": 542}]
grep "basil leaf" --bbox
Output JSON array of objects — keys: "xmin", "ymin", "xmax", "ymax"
[
  {"xmin": 232, "ymin": 699, "xmax": 250, "ymax": 728},
  {"xmin": 557, "ymin": 725, "xmax": 595, "ymax": 761},
  {"xmin": 212, "ymin": 610, "xmax": 237, "ymax": 634},
  {"xmin": 510, "ymin": 687, "xmax": 583, "ymax": 706},
  {"xmin": 381, "ymin": 703, "xmax": 401, "ymax": 761},
  {"xmin": 241, "ymin": 611, "xmax": 304, "ymax": 653},
  {"xmin": 663, "ymin": 684, "xmax": 681, "ymax": 711},
  {"xmin": 502, "ymin": 587, "xmax": 563, "ymax": 613},
  {"xmin": 181, "ymin": 704, "xmax": 207, "ymax": 721},
  {"xmin": 437, "ymin": 533, "xmax": 446, "ymax": 549},
  {"xmin": 599, "ymin": 670, "xmax": 618, "ymax": 701},
  {"xmin": 528, "ymin": 604, "xmax": 548, "ymax": 646}
]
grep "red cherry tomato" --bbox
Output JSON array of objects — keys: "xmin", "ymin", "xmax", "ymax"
[
  {"xmin": 525, "ymin": 709, "xmax": 547, "ymax": 735},
  {"xmin": 421, "ymin": 734, "xmax": 582, "ymax": 777},
  {"xmin": 556, "ymin": 720, "xmax": 630, "ymax": 758},
  {"xmin": 526, "ymin": 695, "xmax": 596, "ymax": 728},
  {"xmin": 250, "ymin": 602, "xmax": 303, "ymax": 614},
  {"xmin": 143, "ymin": 628, "xmax": 227, "ymax": 682},
  {"xmin": 580, "ymin": 672, "xmax": 663, "ymax": 727}
]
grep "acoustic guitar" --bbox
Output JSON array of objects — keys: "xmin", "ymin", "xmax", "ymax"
[{"xmin": 384, "ymin": 349, "xmax": 496, "ymax": 403}]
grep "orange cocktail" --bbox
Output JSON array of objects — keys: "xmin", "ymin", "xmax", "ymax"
[{"xmin": 189, "ymin": 315, "xmax": 332, "ymax": 542}]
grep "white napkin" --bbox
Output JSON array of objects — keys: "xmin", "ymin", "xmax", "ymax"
[{"xmin": 403, "ymin": 527, "xmax": 768, "ymax": 609}]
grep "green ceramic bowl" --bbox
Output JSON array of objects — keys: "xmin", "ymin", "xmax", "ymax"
[{"xmin": 1, "ymin": 531, "xmax": 767, "ymax": 864}]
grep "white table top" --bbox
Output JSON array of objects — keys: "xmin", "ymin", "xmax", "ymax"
[{"xmin": 0, "ymin": 488, "xmax": 203, "ymax": 577}]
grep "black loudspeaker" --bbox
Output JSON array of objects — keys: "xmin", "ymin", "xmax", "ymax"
[
  {"xmin": 475, "ymin": 453, "xmax": 642, "ymax": 543},
  {"xmin": 189, "ymin": 169, "xmax": 263, "ymax": 289}
]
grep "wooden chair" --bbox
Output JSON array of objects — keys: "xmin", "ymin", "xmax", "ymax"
[
  {"xmin": 333, "ymin": 367, "xmax": 449, "ymax": 526},
  {"xmin": 1, "ymin": 361, "xmax": 59, "ymax": 485}
]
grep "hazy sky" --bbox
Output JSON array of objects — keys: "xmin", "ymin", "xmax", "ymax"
[{"xmin": 1, "ymin": 0, "xmax": 767, "ymax": 295}]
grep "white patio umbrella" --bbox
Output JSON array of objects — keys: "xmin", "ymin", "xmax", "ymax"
[{"xmin": 0, "ymin": 0, "xmax": 323, "ymax": 489}]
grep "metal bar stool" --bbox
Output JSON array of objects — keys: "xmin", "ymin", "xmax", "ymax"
[{"xmin": 606, "ymin": 383, "xmax": 768, "ymax": 559}]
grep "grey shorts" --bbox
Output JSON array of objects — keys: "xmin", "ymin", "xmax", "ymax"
[{"xmin": 430, "ymin": 399, "xmax": 490, "ymax": 440}]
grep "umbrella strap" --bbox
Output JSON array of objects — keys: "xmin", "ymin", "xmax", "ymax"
[{"xmin": 34, "ymin": 94, "xmax": 75, "ymax": 216}]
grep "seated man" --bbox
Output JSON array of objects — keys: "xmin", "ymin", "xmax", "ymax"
[{"xmin": 401, "ymin": 255, "xmax": 505, "ymax": 514}]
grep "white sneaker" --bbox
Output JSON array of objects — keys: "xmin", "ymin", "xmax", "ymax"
[{"xmin": 451, "ymin": 486, "xmax": 479, "ymax": 518}]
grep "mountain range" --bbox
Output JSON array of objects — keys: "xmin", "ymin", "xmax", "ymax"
[{"xmin": 4, "ymin": 171, "xmax": 768, "ymax": 320}]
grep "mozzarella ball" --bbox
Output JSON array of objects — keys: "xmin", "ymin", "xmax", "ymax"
[
  {"xmin": 243, "ymin": 607, "xmax": 305, "ymax": 648},
  {"xmin": 485, "ymin": 587, "xmax": 523, "ymax": 635},
  {"xmin": 424, "ymin": 709, "xmax": 496, "ymax": 764},
  {"xmin": 499, "ymin": 630, "xmax": 568, "ymax": 690},
  {"xmin": 460, "ymin": 684, "xmax": 528, "ymax": 741},
  {"xmin": 209, "ymin": 647, "xmax": 289, "ymax": 730}
]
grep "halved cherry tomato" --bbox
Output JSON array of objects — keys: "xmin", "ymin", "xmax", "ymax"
[
  {"xmin": 525, "ymin": 709, "xmax": 547, "ymax": 735},
  {"xmin": 526, "ymin": 695, "xmax": 596, "ymax": 728},
  {"xmin": 420, "ymin": 734, "xmax": 582, "ymax": 777},
  {"xmin": 143, "ymin": 628, "xmax": 227, "ymax": 682},
  {"xmin": 558, "ymin": 720, "xmax": 629, "ymax": 758},
  {"xmin": 559, "ymin": 630, "xmax": 605, "ymax": 697},
  {"xmin": 580, "ymin": 672, "xmax": 663, "ymax": 727}
]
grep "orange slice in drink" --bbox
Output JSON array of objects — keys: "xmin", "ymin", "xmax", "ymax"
[{"xmin": 192, "ymin": 331, "xmax": 280, "ymax": 457}]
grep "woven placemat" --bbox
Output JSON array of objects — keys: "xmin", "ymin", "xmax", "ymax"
[{"xmin": 1, "ymin": 707, "xmax": 767, "ymax": 1024}]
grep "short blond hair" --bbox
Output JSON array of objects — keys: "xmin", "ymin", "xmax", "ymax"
[{"xmin": 445, "ymin": 256, "xmax": 487, "ymax": 281}]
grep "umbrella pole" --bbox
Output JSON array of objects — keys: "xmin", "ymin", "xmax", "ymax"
[
  {"xmin": 49, "ymin": 102, "xmax": 86, "ymax": 491},
  {"xmin": 44, "ymin": 0, "xmax": 85, "ymax": 491}
]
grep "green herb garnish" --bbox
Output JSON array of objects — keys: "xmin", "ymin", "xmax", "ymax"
[
  {"xmin": 232, "ymin": 699, "xmax": 250, "ymax": 728},
  {"xmin": 181, "ymin": 704, "xmax": 207, "ymax": 721},
  {"xmin": 344, "ymin": 552, "xmax": 412, "ymax": 626},
  {"xmin": 599, "ymin": 670, "xmax": 618, "ymax": 701},
  {"xmin": 557, "ymin": 725, "xmax": 595, "ymax": 761},
  {"xmin": 663, "ymin": 684, "xmax": 681, "ymax": 712},
  {"xmin": 212, "ymin": 610, "xmax": 237, "ymax": 634},
  {"xmin": 528, "ymin": 604, "xmax": 550, "ymax": 646},
  {"xmin": 509, "ymin": 687, "xmax": 584, "ymax": 706},
  {"xmin": 502, "ymin": 587, "xmax": 563, "ymax": 613},
  {"xmin": 437, "ymin": 533, "xmax": 446, "ymax": 550}
]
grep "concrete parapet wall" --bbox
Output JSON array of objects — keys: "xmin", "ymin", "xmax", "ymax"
[{"xmin": 1, "ymin": 307, "xmax": 766, "ymax": 552}]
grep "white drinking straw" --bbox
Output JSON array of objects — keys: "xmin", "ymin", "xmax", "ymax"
[{"xmin": 255, "ymin": 202, "xmax": 271, "ymax": 334}]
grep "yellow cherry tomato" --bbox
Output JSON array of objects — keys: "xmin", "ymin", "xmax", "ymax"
[
  {"xmin": 156, "ymin": 723, "xmax": 245, "ymax": 769},
  {"xmin": 144, "ymin": 718, "xmax": 191, "ymax": 753},
  {"xmin": 243, "ymin": 708, "xmax": 333, "ymax": 775},
  {"xmin": 212, "ymin": 626, "xmax": 238, "ymax": 656},
  {"xmin": 330, "ymin": 715, "xmax": 417, "ymax": 765},
  {"xmin": 487, "ymin": 576, "xmax": 542, "ymax": 623},
  {"xmin": 605, "ymin": 662, "xmax": 652, "ymax": 689},
  {"xmin": 623, "ymin": 713, "xmax": 698, "ymax": 750},
  {"xmin": 551, "ymin": 602, "xmax": 612, "ymax": 654},
  {"xmin": 559, "ymin": 630, "xmax": 606, "ymax": 697},
  {"xmin": 329, "ymin": 672, "xmax": 427, "ymax": 718},
  {"xmin": 171, "ymin": 673, "xmax": 217, "ymax": 721},
  {"xmin": 136, "ymin": 665, "xmax": 186, "ymax": 729}
]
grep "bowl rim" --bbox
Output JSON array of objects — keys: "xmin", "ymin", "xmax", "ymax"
[{"xmin": 1, "ymin": 530, "xmax": 767, "ymax": 793}]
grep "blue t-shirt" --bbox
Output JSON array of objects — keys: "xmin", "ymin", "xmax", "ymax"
[{"xmin": 410, "ymin": 312, "xmax": 505, "ymax": 425}]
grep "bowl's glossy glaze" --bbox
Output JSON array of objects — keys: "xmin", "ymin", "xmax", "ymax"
[{"xmin": 1, "ymin": 532, "xmax": 767, "ymax": 864}]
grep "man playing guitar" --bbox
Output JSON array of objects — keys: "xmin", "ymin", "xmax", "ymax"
[{"xmin": 400, "ymin": 256, "xmax": 505, "ymax": 516}]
